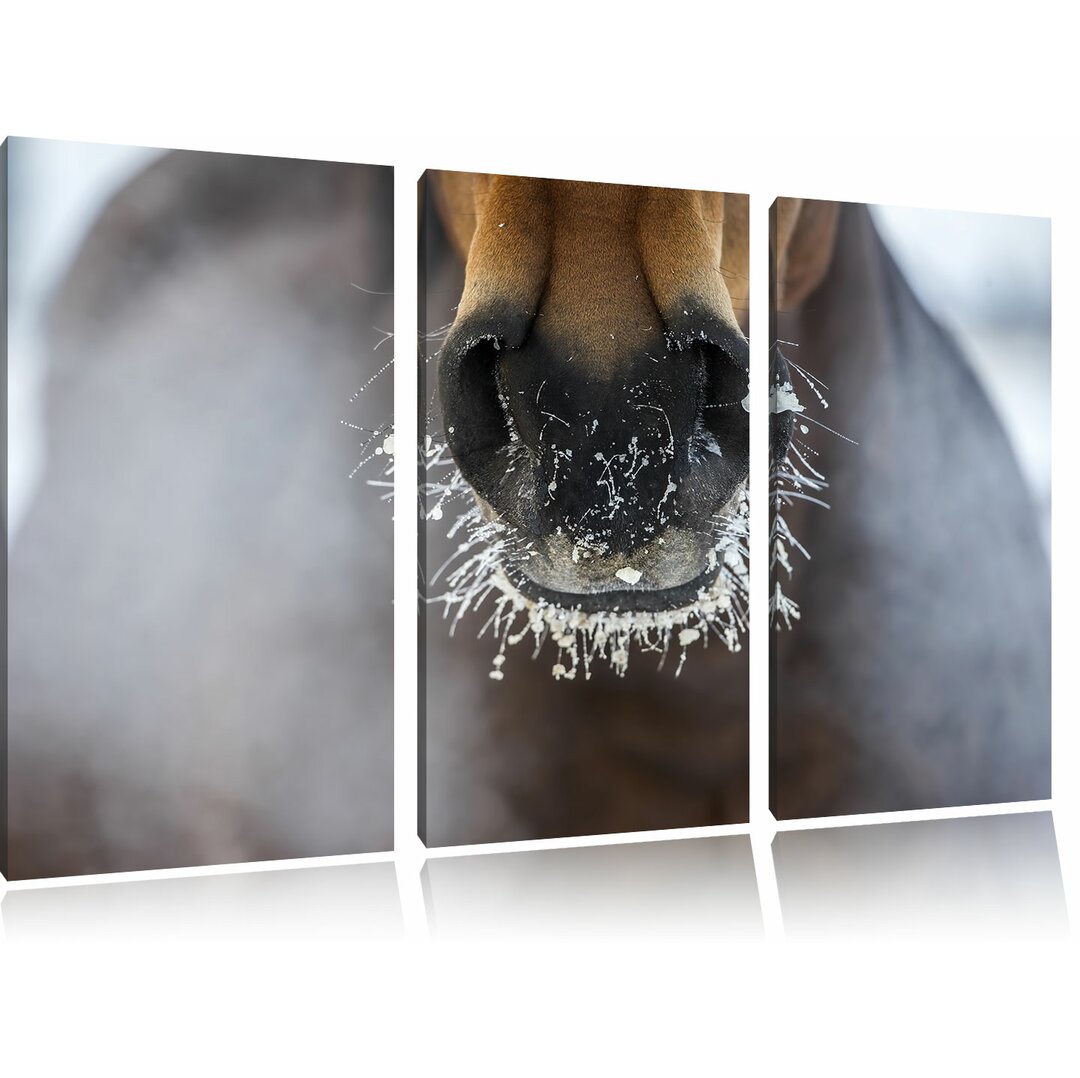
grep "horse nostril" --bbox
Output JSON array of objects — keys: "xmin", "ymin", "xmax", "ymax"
[
  {"xmin": 694, "ymin": 340, "xmax": 750, "ymax": 494},
  {"xmin": 437, "ymin": 301, "xmax": 542, "ymax": 471},
  {"xmin": 437, "ymin": 329, "xmax": 535, "ymax": 524},
  {"xmin": 703, "ymin": 344, "xmax": 750, "ymax": 413},
  {"xmin": 439, "ymin": 335, "xmax": 506, "ymax": 455}
]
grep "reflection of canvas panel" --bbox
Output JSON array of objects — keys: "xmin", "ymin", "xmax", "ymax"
[
  {"xmin": 3, "ymin": 138, "xmax": 394, "ymax": 880},
  {"xmin": 2, "ymin": 861, "xmax": 403, "ymax": 942},
  {"xmin": 420, "ymin": 171, "xmax": 751, "ymax": 845},
  {"xmin": 423, "ymin": 836, "xmax": 761, "ymax": 940},
  {"xmin": 769, "ymin": 199, "xmax": 1050, "ymax": 818},
  {"xmin": 774, "ymin": 813, "xmax": 1066, "ymax": 938}
]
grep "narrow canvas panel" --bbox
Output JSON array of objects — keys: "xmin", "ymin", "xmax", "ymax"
[
  {"xmin": 3, "ymin": 139, "xmax": 394, "ymax": 879},
  {"xmin": 420, "ymin": 171, "xmax": 751, "ymax": 845},
  {"xmin": 769, "ymin": 199, "xmax": 1050, "ymax": 818}
]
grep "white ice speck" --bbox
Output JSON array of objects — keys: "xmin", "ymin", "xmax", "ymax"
[
  {"xmin": 615, "ymin": 567, "xmax": 642, "ymax": 585},
  {"xmin": 382, "ymin": 434, "xmax": 395, "ymax": 456},
  {"xmin": 678, "ymin": 628, "xmax": 701, "ymax": 646},
  {"xmin": 771, "ymin": 382, "xmax": 805, "ymax": 414}
]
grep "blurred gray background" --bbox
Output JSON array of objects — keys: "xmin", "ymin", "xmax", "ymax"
[
  {"xmin": 5, "ymin": 138, "xmax": 394, "ymax": 879},
  {"xmin": 8, "ymin": 140, "xmax": 163, "ymax": 539},
  {"xmin": 872, "ymin": 204, "xmax": 1050, "ymax": 548}
]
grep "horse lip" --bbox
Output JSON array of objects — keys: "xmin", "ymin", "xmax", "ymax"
[
  {"xmin": 520, "ymin": 522, "xmax": 712, "ymax": 584},
  {"xmin": 505, "ymin": 559, "xmax": 723, "ymax": 615},
  {"xmin": 480, "ymin": 486, "xmax": 746, "ymax": 615}
]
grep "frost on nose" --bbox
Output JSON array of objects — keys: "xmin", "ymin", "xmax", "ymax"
[{"xmin": 495, "ymin": 341, "xmax": 712, "ymax": 556}]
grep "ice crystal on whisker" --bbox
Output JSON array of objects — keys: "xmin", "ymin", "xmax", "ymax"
[
  {"xmin": 770, "ymin": 343, "xmax": 853, "ymax": 630},
  {"xmin": 343, "ymin": 305, "xmax": 395, "ymax": 496}
]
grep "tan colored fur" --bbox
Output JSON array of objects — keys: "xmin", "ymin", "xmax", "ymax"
[
  {"xmin": 430, "ymin": 172, "xmax": 749, "ymax": 372},
  {"xmin": 773, "ymin": 197, "xmax": 840, "ymax": 310}
]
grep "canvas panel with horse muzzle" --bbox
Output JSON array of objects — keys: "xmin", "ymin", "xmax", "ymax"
[{"xmin": 420, "ymin": 171, "xmax": 758, "ymax": 845}]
